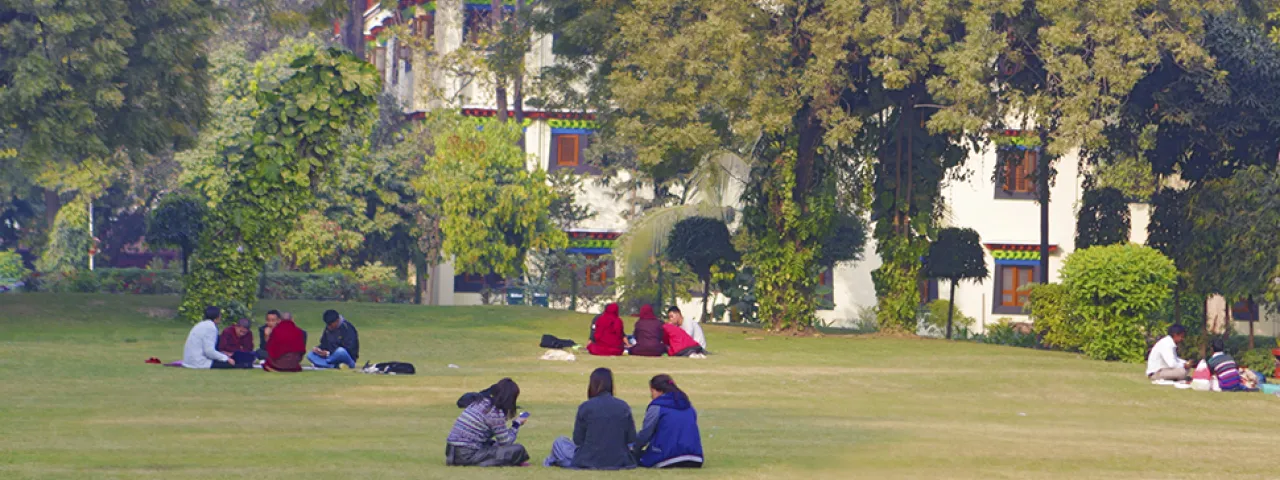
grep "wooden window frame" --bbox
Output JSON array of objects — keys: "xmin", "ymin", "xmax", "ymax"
[
  {"xmin": 994, "ymin": 149, "xmax": 1038, "ymax": 200},
  {"xmin": 992, "ymin": 264, "xmax": 1038, "ymax": 314},
  {"xmin": 556, "ymin": 134, "xmax": 580, "ymax": 167}
]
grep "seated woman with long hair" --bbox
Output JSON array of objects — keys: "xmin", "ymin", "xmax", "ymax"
[
  {"xmin": 262, "ymin": 313, "xmax": 307, "ymax": 372},
  {"xmin": 544, "ymin": 368, "xmax": 637, "ymax": 469},
  {"xmin": 635, "ymin": 374, "xmax": 704, "ymax": 468},
  {"xmin": 445, "ymin": 378, "xmax": 531, "ymax": 467}
]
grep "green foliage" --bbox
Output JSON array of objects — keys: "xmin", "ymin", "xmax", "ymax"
[
  {"xmin": 922, "ymin": 299, "xmax": 975, "ymax": 333},
  {"xmin": 872, "ymin": 236, "xmax": 926, "ymax": 333},
  {"xmin": 741, "ymin": 151, "xmax": 832, "ymax": 331},
  {"xmin": 1186, "ymin": 166, "xmax": 1280, "ymax": 302},
  {"xmin": 712, "ymin": 266, "xmax": 757, "ymax": 323},
  {"xmin": 36, "ymin": 202, "xmax": 90, "ymax": 274},
  {"xmin": 611, "ymin": 260, "xmax": 697, "ymax": 314},
  {"xmin": 0, "ymin": 250, "xmax": 29, "ymax": 283},
  {"xmin": 926, "ymin": 228, "xmax": 988, "ymax": 284},
  {"xmin": 1075, "ymin": 187, "xmax": 1131, "ymax": 250},
  {"xmin": 413, "ymin": 114, "xmax": 567, "ymax": 278},
  {"xmin": 279, "ymin": 210, "xmax": 365, "ymax": 270},
  {"xmin": 1060, "ymin": 244, "xmax": 1178, "ymax": 362},
  {"xmin": 0, "ymin": 0, "xmax": 217, "ymax": 163},
  {"xmin": 38, "ymin": 268, "xmax": 184, "ymax": 295},
  {"xmin": 354, "ymin": 262, "xmax": 399, "ymax": 284},
  {"xmin": 1092, "ymin": 157, "xmax": 1157, "ymax": 202},
  {"xmin": 147, "ymin": 194, "xmax": 208, "ymax": 274},
  {"xmin": 1238, "ymin": 348, "xmax": 1277, "ymax": 374},
  {"xmin": 977, "ymin": 320, "xmax": 1038, "ymax": 349},
  {"xmin": 179, "ymin": 49, "xmax": 381, "ymax": 322},
  {"xmin": 1027, "ymin": 283, "xmax": 1084, "ymax": 351},
  {"xmin": 666, "ymin": 216, "xmax": 739, "ymax": 318}
]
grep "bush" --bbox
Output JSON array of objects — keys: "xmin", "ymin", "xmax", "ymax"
[
  {"xmin": 977, "ymin": 319, "xmax": 1037, "ymax": 348},
  {"xmin": 32, "ymin": 268, "xmax": 413, "ymax": 303},
  {"xmin": 1060, "ymin": 244, "xmax": 1177, "ymax": 362},
  {"xmin": 0, "ymin": 250, "xmax": 29, "ymax": 283},
  {"xmin": 1237, "ymin": 348, "xmax": 1277, "ymax": 374},
  {"xmin": 920, "ymin": 299, "xmax": 976, "ymax": 336},
  {"xmin": 1225, "ymin": 335, "xmax": 1279, "ymax": 357},
  {"xmin": 1026, "ymin": 283, "xmax": 1084, "ymax": 351}
]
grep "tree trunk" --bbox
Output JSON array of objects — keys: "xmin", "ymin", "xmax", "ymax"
[
  {"xmin": 1172, "ymin": 280, "xmax": 1181, "ymax": 325},
  {"xmin": 656, "ymin": 260, "xmax": 664, "ymax": 310},
  {"xmin": 1037, "ymin": 132, "xmax": 1051, "ymax": 284},
  {"xmin": 1222, "ymin": 298, "xmax": 1232, "ymax": 343},
  {"xmin": 413, "ymin": 258, "xmax": 427, "ymax": 305},
  {"xmin": 905, "ymin": 96, "xmax": 914, "ymax": 236},
  {"xmin": 701, "ymin": 275, "xmax": 712, "ymax": 323},
  {"xmin": 491, "ymin": 0, "xmax": 509, "ymax": 122},
  {"xmin": 513, "ymin": 0, "xmax": 526, "ymax": 148},
  {"xmin": 1249, "ymin": 318, "xmax": 1255, "ymax": 350},
  {"xmin": 343, "ymin": 0, "xmax": 366, "ymax": 60},
  {"xmin": 424, "ymin": 263, "xmax": 438, "ymax": 306},
  {"xmin": 946, "ymin": 279, "xmax": 957, "ymax": 340},
  {"xmin": 43, "ymin": 188, "xmax": 59, "ymax": 231},
  {"xmin": 1200, "ymin": 294, "xmax": 1209, "ymax": 360},
  {"xmin": 181, "ymin": 247, "xmax": 190, "ymax": 275}
]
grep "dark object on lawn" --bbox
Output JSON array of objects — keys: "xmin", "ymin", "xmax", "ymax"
[
  {"xmin": 366, "ymin": 361, "xmax": 416, "ymax": 375},
  {"xmin": 540, "ymin": 334, "xmax": 577, "ymax": 349},
  {"xmin": 457, "ymin": 387, "xmax": 496, "ymax": 408}
]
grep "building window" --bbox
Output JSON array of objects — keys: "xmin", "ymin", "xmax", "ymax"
[
  {"xmin": 817, "ymin": 267, "xmax": 835, "ymax": 310},
  {"xmin": 995, "ymin": 149, "xmax": 1037, "ymax": 199},
  {"xmin": 918, "ymin": 278, "xmax": 939, "ymax": 305},
  {"xmin": 556, "ymin": 135, "xmax": 580, "ymax": 167},
  {"xmin": 584, "ymin": 254, "xmax": 609, "ymax": 287},
  {"xmin": 463, "ymin": 7, "xmax": 491, "ymax": 44},
  {"xmin": 992, "ymin": 265, "xmax": 1036, "ymax": 314},
  {"xmin": 1233, "ymin": 298, "xmax": 1259, "ymax": 322},
  {"xmin": 455, "ymin": 272, "xmax": 505, "ymax": 293}
]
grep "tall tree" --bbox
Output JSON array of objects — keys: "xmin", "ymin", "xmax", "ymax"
[
  {"xmin": 931, "ymin": 0, "xmax": 1221, "ymax": 285},
  {"xmin": 147, "ymin": 194, "xmax": 208, "ymax": 274},
  {"xmin": 1075, "ymin": 187, "xmax": 1131, "ymax": 250},
  {"xmin": 0, "ymin": 0, "xmax": 218, "ymax": 164}
]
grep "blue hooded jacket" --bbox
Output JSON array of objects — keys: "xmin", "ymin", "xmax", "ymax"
[{"xmin": 636, "ymin": 392, "xmax": 704, "ymax": 468}]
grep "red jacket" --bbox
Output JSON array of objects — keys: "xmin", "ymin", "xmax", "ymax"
[
  {"xmin": 588, "ymin": 304, "xmax": 626, "ymax": 356},
  {"xmin": 218, "ymin": 326, "xmax": 254, "ymax": 353},
  {"xmin": 663, "ymin": 323, "xmax": 701, "ymax": 356}
]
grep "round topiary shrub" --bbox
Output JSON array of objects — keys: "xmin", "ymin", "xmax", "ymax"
[{"xmin": 1059, "ymin": 243, "xmax": 1177, "ymax": 362}]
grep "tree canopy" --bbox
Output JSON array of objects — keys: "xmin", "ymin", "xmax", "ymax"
[
  {"xmin": 1075, "ymin": 187, "xmax": 1131, "ymax": 250},
  {"xmin": 667, "ymin": 216, "xmax": 739, "ymax": 320},
  {"xmin": 925, "ymin": 227, "xmax": 988, "ymax": 339},
  {"xmin": 147, "ymin": 194, "xmax": 207, "ymax": 274}
]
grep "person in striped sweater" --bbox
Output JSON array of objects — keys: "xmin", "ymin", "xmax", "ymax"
[
  {"xmin": 1207, "ymin": 339, "xmax": 1249, "ymax": 392},
  {"xmin": 445, "ymin": 379, "xmax": 531, "ymax": 466}
]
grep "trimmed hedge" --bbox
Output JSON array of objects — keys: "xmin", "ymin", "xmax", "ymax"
[{"xmin": 33, "ymin": 268, "xmax": 414, "ymax": 304}]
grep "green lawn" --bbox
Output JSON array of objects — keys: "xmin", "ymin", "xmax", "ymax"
[{"xmin": 1, "ymin": 293, "xmax": 1278, "ymax": 479}]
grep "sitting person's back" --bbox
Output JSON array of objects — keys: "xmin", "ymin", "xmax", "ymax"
[
  {"xmin": 636, "ymin": 375, "xmax": 703, "ymax": 468},
  {"xmin": 663, "ymin": 322, "xmax": 703, "ymax": 357},
  {"xmin": 630, "ymin": 305, "xmax": 666, "ymax": 357},
  {"xmin": 587, "ymin": 304, "xmax": 626, "ymax": 356},
  {"xmin": 667, "ymin": 306, "xmax": 707, "ymax": 349},
  {"xmin": 1207, "ymin": 339, "xmax": 1246, "ymax": 391},
  {"xmin": 264, "ymin": 314, "xmax": 307, "ymax": 372}
]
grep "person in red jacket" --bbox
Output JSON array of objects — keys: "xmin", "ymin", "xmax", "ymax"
[
  {"xmin": 663, "ymin": 316, "xmax": 705, "ymax": 357},
  {"xmin": 588, "ymin": 303, "xmax": 627, "ymax": 356}
]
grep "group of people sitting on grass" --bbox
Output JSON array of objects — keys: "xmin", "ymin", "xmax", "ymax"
[
  {"xmin": 181, "ymin": 305, "xmax": 361, "ymax": 372},
  {"xmin": 446, "ymin": 368, "xmax": 704, "ymax": 469},
  {"xmin": 587, "ymin": 304, "xmax": 708, "ymax": 358},
  {"xmin": 1146, "ymin": 324, "xmax": 1263, "ymax": 391}
]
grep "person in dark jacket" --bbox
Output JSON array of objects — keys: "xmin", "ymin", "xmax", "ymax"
[
  {"xmin": 307, "ymin": 309, "xmax": 359, "ymax": 369},
  {"xmin": 635, "ymin": 374, "xmax": 704, "ymax": 468},
  {"xmin": 544, "ymin": 368, "xmax": 637, "ymax": 469},
  {"xmin": 216, "ymin": 318, "xmax": 256, "ymax": 368},
  {"xmin": 629, "ymin": 304, "xmax": 666, "ymax": 357},
  {"xmin": 255, "ymin": 310, "xmax": 281, "ymax": 360}
]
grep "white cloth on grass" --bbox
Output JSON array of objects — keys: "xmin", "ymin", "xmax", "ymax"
[{"xmin": 182, "ymin": 320, "xmax": 229, "ymax": 369}]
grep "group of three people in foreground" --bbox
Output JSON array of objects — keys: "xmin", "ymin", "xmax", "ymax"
[
  {"xmin": 181, "ymin": 306, "xmax": 361, "ymax": 372},
  {"xmin": 588, "ymin": 304, "xmax": 707, "ymax": 358},
  {"xmin": 446, "ymin": 368, "xmax": 704, "ymax": 469},
  {"xmin": 1146, "ymin": 323, "xmax": 1258, "ymax": 391}
]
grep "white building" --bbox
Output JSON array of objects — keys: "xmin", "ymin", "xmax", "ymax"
[{"xmin": 361, "ymin": 0, "xmax": 1279, "ymax": 336}]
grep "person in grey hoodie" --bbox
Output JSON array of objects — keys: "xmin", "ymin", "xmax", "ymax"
[{"xmin": 182, "ymin": 306, "xmax": 236, "ymax": 369}]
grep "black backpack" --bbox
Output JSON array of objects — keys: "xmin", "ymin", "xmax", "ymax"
[
  {"xmin": 369, "ymin": 361, "xmax": 416, "ymax": 375},
  {"xmin": 540, "ymin": 334, "xmax": 577, "ymax": 349}
]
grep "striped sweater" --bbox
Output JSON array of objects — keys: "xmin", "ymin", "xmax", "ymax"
[
  {"xmin": 1207, "ymin": 353, "xmax": 1243, "ymax": 391},
  {"xmin": 446, "ymin": 398, "xmax": 518, "ymax": 448}
]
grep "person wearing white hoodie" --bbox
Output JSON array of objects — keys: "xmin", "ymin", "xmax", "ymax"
[{"xmin": 182, "ymin": 306, "xmax": 235, "ymax": 369}]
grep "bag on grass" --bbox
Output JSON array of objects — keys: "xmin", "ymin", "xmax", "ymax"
[
  {"xmin": 1191, "ymin": 360, "xmax": 1212, "ymax": 391},
  {"xmin": 540, "ymin": 334, "xmax": 576, "ymax": 349},
  {"xmin": 362, "ymin": 361, "xmax": 416, "ymax": 375}
]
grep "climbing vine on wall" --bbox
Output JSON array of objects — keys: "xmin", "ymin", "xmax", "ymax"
[{"xmin": 178, "ymin": 49, "xmax": 380, "ymax": 322}]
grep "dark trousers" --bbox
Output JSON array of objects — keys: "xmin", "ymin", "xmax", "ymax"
[
  {"xmin": 210, "ymin": 360, "xmax": 235, "ymax": 369},
  {"xmin": 675, "ymin": 346, "xmax": 706, "ymax": 357},
  {"xmin": 445, "ymin": 444, "xmax": 530, "ymax": 467}
]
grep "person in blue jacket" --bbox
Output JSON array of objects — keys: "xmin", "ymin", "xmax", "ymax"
[{"xmin": 634, "ymin": 374, "xmax": 704, "ymax": 468}]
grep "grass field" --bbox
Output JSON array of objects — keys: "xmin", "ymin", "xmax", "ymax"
[{"xmin": 2, "ymin": 293, "xmax": 1278, "ymax": 479}]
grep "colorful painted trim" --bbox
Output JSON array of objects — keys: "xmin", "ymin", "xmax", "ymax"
[
  {"xmin": 460, "ymin": 108, "xmax": 595, "ymax": 121},
  {"xmin": 993, "ymin": 129, "xmax": 1041, "ymax": 150},
  {"xmin": 985, "ymin": 243, "xmax": 1058, "ymax": 262},
  {"xmin": 565, "ymin": 230, "xmax": 620, "ymax": 253},
  {"xmin": 548, "ymin": 119, "xmax": 599, "ymax": 130},
  {"xmin": 551, "ymin": 128, "xmax": 594, "ymax": 135}
]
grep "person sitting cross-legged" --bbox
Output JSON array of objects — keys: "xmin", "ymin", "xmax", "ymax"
[
  {"xmin": 667, "ymin": 306, "xmax": 706, "ymax": 350},
  {"xmin": 544, "ymin": 368, "xmax": 637, "ymax": 470},
  {"xmin": 263, "ymin": 312, "xmax": 308, "ymax": 373},
  {"xmin": 629, "ymin": 305, "xmax": 667, "ymax": 357},
  {"xmin": 217, "ymin": 318, "xmax": 256, "ymax": 368},
  {"xmin": 635, "ymin": 374, "xmax": 704, "ymax": 468},
  {"xmin": 663, "ymin": 314, "xmax": 705, "ymax": 358},
  {"xmin": 182, "ymin": 306, "xmax": 236, "ymax": 369},
  {"xmin": 307, "ymin": 309, "xmax": 359, "ymax": 369},
  {"xmin": 587, "ymin": 303, "xmax": 627, "ymax": 357},
  {"xmin": 1146, "ymin": 324, "xmax": 1190, "ymax": 382},
  {"xmin": 1207, "ymin": 338, "xmax": 1252, "ymax": 392}
]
